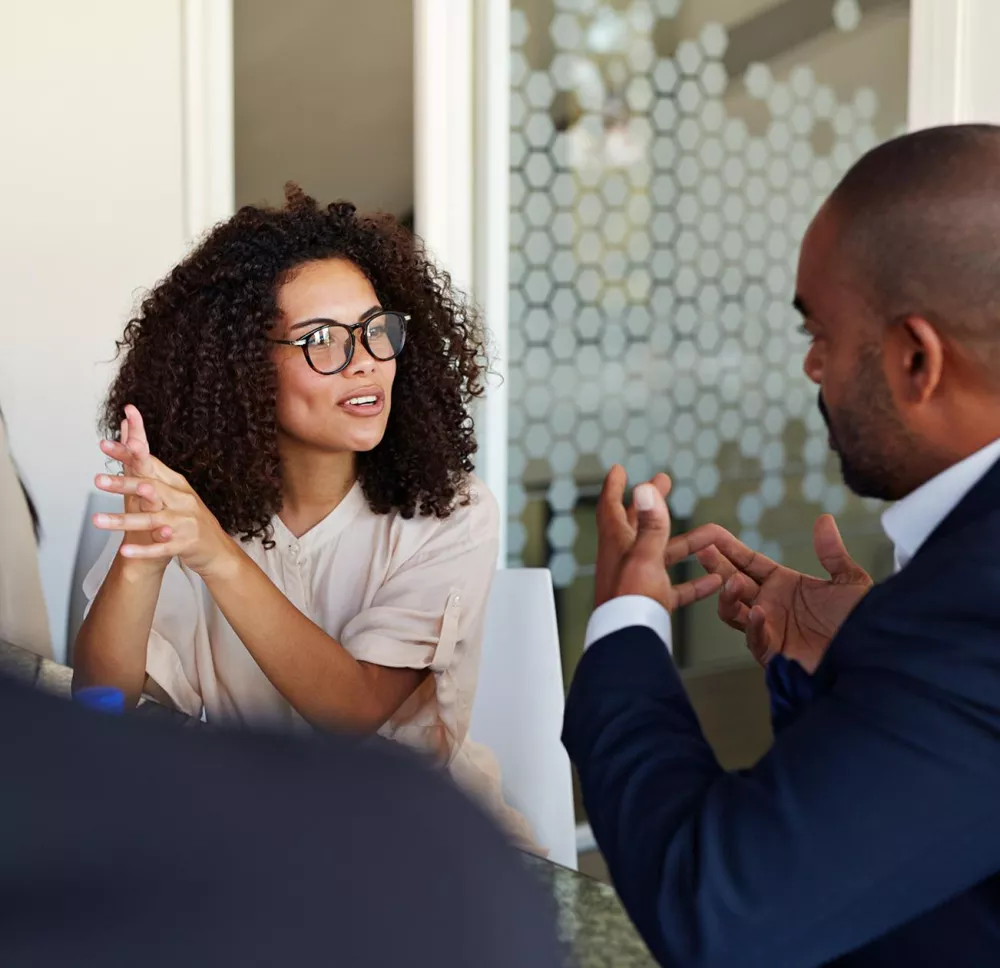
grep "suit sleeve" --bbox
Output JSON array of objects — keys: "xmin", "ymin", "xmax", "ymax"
[
  {"xmin": 765, "ymin": 655, "xmax": 832, "ymax": 733},
  {"xmin": 563, "ymin": 568, "xmax": 1000, "ymax": 967}
]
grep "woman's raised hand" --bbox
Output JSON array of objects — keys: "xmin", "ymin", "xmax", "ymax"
[
  {"xmin": 95, "ymin": 405, "xmax": 236, "ymax": 579},
  {"xmin": 98, "ymin": 405, "xmax": 171, "ymax": 559}
]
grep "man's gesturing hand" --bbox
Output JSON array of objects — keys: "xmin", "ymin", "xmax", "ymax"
[
  {"xmin": 666, "ymin": 514, "xmax": 872, "ymax": 671},
  {"xmin": 594, "ymin": 465, "xmax": 722, "ymax": 612}
]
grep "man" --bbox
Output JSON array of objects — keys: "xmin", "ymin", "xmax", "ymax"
[
  {"xmin": 563, "ymin": 124, "xmax": 1000, "ymax": 966},
  {"xmin": 0, "ymin": 675, "xmax": 562, "ymax": 966}
]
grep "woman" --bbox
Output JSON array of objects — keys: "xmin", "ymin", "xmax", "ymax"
[{"xmin": 75, "ymin": 186, "xmax": 534, "ymax": 847}]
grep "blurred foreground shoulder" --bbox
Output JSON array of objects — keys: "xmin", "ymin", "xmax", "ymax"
[{"xmin": 0, "ymin": 678, "xmax": 563, "ymax": 968}]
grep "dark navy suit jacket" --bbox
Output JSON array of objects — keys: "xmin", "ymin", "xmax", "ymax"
[{"xmin": 564, "ymin": 460, "xmax": 1000, "ymax": 967}]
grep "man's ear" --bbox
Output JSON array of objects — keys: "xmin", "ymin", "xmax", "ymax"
[{"xmin": 895, "ymin": 316, "xmax": 944, "ymax": 403}]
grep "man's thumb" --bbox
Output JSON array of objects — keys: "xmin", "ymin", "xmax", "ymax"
[
  {"xmin": 814, "ymin": 514, "xmax": 867, "ymax": 582},
  {"xmin": 630, "ymin": 483, "xmax": 671, "ymax": 559}
]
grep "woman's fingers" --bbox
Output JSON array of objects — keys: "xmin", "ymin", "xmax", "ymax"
[
  {"xmin": 100, "ymin": 438, "xmax": 131, "ymax": 463},
  {"xmin": 122, "ymin": 405, "xmax": 156, "ymax": 476},
  {"xmin": 145, "ymin": 453, "xmax": 188, "ymax": 489},
  {"xmin": 96, "ymin": 473, "xmax": 149, "ymax": 498},
  {"xmin": 100, "ymin": 437, "xmax": 154, "ymax": 480},
  {"xmin": 96, "ymin": 411, "xmax": 192, "ymax": 555},
  {"xmin": 120, "ymin": 538, "xmax": 177, "ymax": 559},
  {"xmin": 95, "ymin": 474, "xmax": 167, "ymax": 514},
  {"xmin": 100, "ymin": 426, "xmax": 189, "ymax": 492},
  {"xmin": 93, "ymin": 510, "xmax": 170, "ymax": 533},
  {"xmin": 123, "ymin": 405, "xmax": 149, "ymax": 452},
  {"xmin": 95, "ymin": 473, "xmax": 176, "ymax": 502},
  {"xmin": 102, "ymin": 405, "xmax": 156, "ymax": 477}
]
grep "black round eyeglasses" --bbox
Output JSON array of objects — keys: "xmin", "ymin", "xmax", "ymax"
[{"xmin": 268, "ymin": 310, "xmax": 408, "ymax": 376}]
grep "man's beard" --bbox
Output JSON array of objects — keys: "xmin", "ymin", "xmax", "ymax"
[{"xmin": 817, "ymin": 347, "xmax": 914, "ymax": 501}]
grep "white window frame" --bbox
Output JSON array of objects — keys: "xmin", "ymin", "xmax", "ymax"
[
  {"xmin": 414, "ymin": 0, "xmax": 508, "ymax": 562},
  {"xmin": 181, "ymin": 0, "xmax": 234, "ymax": 244},
  {"xmin": 908, "ymin": 0, "xmax": 1000, "ymax": 131}
]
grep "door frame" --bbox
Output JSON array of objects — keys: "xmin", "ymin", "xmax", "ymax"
[
  {"xmin": 181, "ymin": 0, "xmax": 234, "ymax": 243},
  {"xmin": 413, "ymin": 0, "xmax": 509, "ymax": 562}
]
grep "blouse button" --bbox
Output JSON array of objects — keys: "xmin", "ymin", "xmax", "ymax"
[{"xmin": 289, "ymin": 543, "xmax": 300, "ymax": 560}]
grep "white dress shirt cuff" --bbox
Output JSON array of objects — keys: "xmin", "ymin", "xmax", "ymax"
[{"xmin": 583, "ymin": 596, "xmax": 673, "ymax": 654}]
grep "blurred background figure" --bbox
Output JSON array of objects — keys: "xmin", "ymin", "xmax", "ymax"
[{"xmin": 0, "ymin": 405, "xmax": 51, "ymax": 657}]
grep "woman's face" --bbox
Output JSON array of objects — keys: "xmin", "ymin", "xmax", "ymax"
[{"xmin": 272, "ymin": 258, "xmax": 397, "ymax": 455}]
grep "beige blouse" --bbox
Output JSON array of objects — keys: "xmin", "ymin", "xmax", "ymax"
[{"xmin": 84, "ymin": 476, "xmax": 536, "ymax": 849}]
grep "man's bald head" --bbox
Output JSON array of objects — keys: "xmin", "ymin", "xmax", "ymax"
[
  {"xmin": 796, "ymin": 124, "xmax": 1000, "ymax": 501},
  {"xmin": 827, "ymin": 123, "xmax": 1000, "ymax": 366}
]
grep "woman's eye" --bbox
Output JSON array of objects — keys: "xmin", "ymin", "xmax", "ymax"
[{"xmin": 307, "ymin": 327, "xmax": 332, "ymax": 346}]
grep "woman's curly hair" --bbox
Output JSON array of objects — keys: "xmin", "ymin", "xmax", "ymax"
[{"xmin": 103, "ymin": 184, "xmax": 489, "ymax": 543}]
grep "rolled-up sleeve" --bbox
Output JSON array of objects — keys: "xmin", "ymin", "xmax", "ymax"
[{"xmin": 339, "ymin": 485, "xmax": 499, "ymax": 759}]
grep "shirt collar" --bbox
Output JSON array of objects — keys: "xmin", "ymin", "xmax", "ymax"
[
  {"xmin": 271, "ymin": 481, "xmax": 367, "ymax": 554},
  {"xmin": 881, "ymin": 436, "xmax": 1000, "ymax": 571}
]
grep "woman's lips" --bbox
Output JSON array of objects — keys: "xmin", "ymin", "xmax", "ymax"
[{"xmin": 336, "ymin": 388, "xmax": 385, "ymax": 417}]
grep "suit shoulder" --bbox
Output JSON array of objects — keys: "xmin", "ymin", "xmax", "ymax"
[{"xmin": 836, "ymin": 517, "xmax": 1000, "ymax": 706}]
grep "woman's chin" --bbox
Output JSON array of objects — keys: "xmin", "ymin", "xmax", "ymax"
[
  {"xmin": 336, "ymin": 425, "xmax": 388, "ymax": 454},
  {"xmin": 282, "ymin": 414, "xmax": 389, "ymax": 456}
]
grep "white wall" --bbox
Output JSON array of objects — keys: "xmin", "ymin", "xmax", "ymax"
[
  {"xmin": 0, "ymin": 1, "xmax": 190, "ymax": 660},
  {"xmin": 234, "ymin": 0, "xmax": 414, "ymax": 217}
]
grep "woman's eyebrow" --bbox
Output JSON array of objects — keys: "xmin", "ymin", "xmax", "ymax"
[{"xmin": 289, "ymin": 306, "xmax": 382, "ymax": 331}]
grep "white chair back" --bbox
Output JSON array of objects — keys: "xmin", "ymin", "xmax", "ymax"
[
  {"xmin": 469, "ymin": 568, "xmax": 577, "ymax": 869},
  {"xmin": 66, "ymin": 491, "xmax": 121, "ymax": 663}
]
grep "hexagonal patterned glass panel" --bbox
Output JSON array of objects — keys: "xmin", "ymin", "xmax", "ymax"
[{"xmin": 506, "ymin": 1, "xmax": 909, "ymax": 700}]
